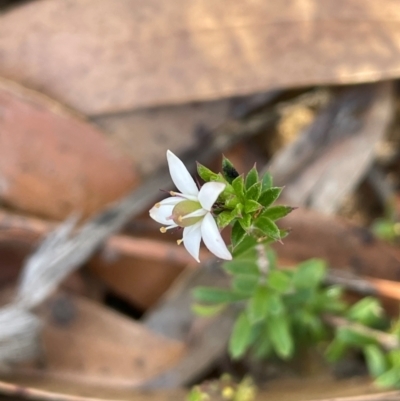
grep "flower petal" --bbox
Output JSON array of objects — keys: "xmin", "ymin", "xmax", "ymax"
[
  {"xmin": 167, "ymin": 150, "xmax": 199, "ymax": 196},
  {"xmin": 149, "ymin": 204, "xmax": 175, "ymax": 225},
  {"xmin": 183, "ymin": 222, "xmax": 202, "ymax": 263},
  {"xmin": 198, "ymin": 182, "xmax": 226, "ymax": 211},
  {"xmin": 158, "ymin": 196, "xmax": 184, "ymax": 206},
  {"xmin": 201, "ymin": 213, "xmax": 232, "ymax": 260}
]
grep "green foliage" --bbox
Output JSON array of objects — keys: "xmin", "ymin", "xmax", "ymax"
[{"xmin": 192, "ymin": 157, "xmax": 400, "ymax": 391}]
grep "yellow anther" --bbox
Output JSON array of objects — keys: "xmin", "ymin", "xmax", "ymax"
[
  {"xmin": 160, "ymin": 227, "xmax": 167, "ymax": 233},
  {"xmin": 177, "ymin": 239, "xmax": 183, "ymax": 245},
  {"xmin": 155, "ymin": 202, "xmax": 161, "ymax": 208},
  {"xmin": 178, "ymin": 215, "xmax": 183, "ymax": 222},
  {"xmin": 170, "ymin": 191, "xmax": 177, "ymax": 196}
]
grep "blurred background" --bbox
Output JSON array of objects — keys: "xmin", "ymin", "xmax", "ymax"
[{"xmin": 1, "ymin": 1, "xmax": 400, "ymax": 400}]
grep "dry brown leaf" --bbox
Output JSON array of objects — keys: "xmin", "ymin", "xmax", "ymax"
[
  {"xmin": 0, "ymin": 1, "xmax": 400, "ymax": 115},
  {"xmin": 0, "ymin": 79, "xmax": 139, "ymax": 220},
  {"xmin": 6, "ymin": 293, "xmax": 185, "ymax": 388},
  {"xmin": 275, "ymin": 208, "xmax": 400, "ymax": 281},
  {"xmin": 268, "ymin": 83, "xmax": 394, "ymax": 213}
]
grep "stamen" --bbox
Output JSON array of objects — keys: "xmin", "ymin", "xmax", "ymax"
[
  {"xmin": 155, "ymin": 202, "xmax": 161, "ymax": 208},
  {"xmin": 178, "ymin": 215, "xmax": 183, "ymax": 222},
  {"xmin": 160, "ymin": 227, "xmax": 167, "ymax": 233},
  {"xmin": 170, "ymin": 191, "xmax": 177, "ymax": 196},
  {"xmin": 177, "ymin": 239, "xmax": 183, "ymax": 245}
]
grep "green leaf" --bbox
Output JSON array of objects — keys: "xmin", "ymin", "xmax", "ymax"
[
  {"xmin": 231, "ymin": 220, "xmax": 246, "ymax": 249},
  {"xmin": 325, "ymin": 339, "xmax": 348, "ymax": 362},
  {"xmin": 258, "ymin": 187, "xmax": 283, "ymax": 208},
  {"xmin": 233, "ymin": 275, "xmax": 259, "ymax": 295},
  {"xmin": 336, "ymin": 327, "xmax": 377, "ymax": 347},
  {"xmin": 266, "ymin": 292, "xmax": 285, "ymax": 315},
  {"xmin": 232, "ymin": 236, "xmax": 258, "ymax": 258},
  {"xmin": 232, "ymin": 175, "xmax": 245, "ymax": 199},
  {"xmin": 268, "ymin": 270, "xmax": 291, "ymax": 293},
  {"xmin": 192, "ymin": 303, "xmax": 226, "ymax": 317},
  {"xmin": 292, "ymin": 259, "xmax": 327, "ymax": 289},
  {"xmin": 267, "ymin": 314, "xmax": 294, "ymax": 359},
  {"xmin": 346, "ymin": 297, "xmax": 383, "ymax": 326},
  {"xmin": 193, "ymin": 287, "xmax": 247, "ymax": 304},
  {"xmin": 216, "ymin": 210, "xmax": 237, "ymax": 229},
  {"xmin": 248, "ymin": 285, "xmax": 269, "ymax": 323},
  {"xmin": 262, "ymin": 205, "xmax": 294, "ymax": 221},
  {"xmin": 254, "ymin": 335, "xmax": 272, "ymax": 359},
  {"xmin": 254, "ymin": 216, "xmax": 281, "ymax": 240},
  {"xmin": 244, "ymin": 200, "xmax": 262, "ymax": 214},
  {"xmin": 245, "ymin": 167, "xmax": 259, "ymax": 190},
  {"xmin": 223, "ymin": 259, "xmax": 260, "ymax": 276},
  {"xmin": 375, "ymin": 368, "xmax": 400, "ymax": 388},
  {"xmin": 246, "ymin": 182, "xmax": 262, "ymax": 201},
  {"xmin": 239, "ymin": 214, "xmax": 252, "ymax": 230},
  {"xmin": 229, "ymin": 312, "xmax": 253, "ymax": 359},
  {"xmin": 364, "ymin": 345, "xmax": 388, "ymax": 378},
  {"xmin": 261, "ymin": 172, "xmax": 273, "ymax": 191},
  {"xmin": 197, "ymin": 163, "xmax": 218, "ymax": 182},
  {"xmin": 388, "ymin": 350, "xmax": 400, "ymax": 368}
]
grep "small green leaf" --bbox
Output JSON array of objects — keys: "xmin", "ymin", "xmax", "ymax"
[
  {"xmin": 231, "ymin": 220, "xmax": 246, "ymax": 249},
  {"xmin": 239, "ymin": 214, "xmax": 252, "ymax": 230},
  {"xmin": 262, "ymin": 205, "xmax": 294, "ymax": 221},
  {"xmin": 261, "ymin": 172, "xmax": 273, "ymax": 191},
  {"xmin": 364, "ymin": 345, "xmax": 388, "ymax": 378},
  {"xmin": 375, "ymin": 368, "xmax": 400, "ymax": 388},
  {"xmin": 197, "ymin": 162, "xmax": 218, "ymax": 182},
  {"xmin": 222, "ymin": 156, "xmax": 240, "ymax": 184},
  {"xmin": 244, "ymin": 200, "xmax": 262, "ymax": 214},
  {"xmin": 193, "ymin": 287, "xmax": 247, "ymax": 304},
  {"xmin": 266, "ymin": 292, "xmax": 285, "ymax": 315},
  {"xmin": 254, "ymin": 335, "xmax": 272, "ymax": 359},
  {"xmin": 267, "ymin": 314, "xmax": 294, "ymax": 359},
  {"xmin": 233, "ymin": 275, "xmax": 259, "ymax": 295},
  {"xmin": 223, "ymin": 259, "xmax": 260, "ymax": 276},
  {"xmin": 336, "ymin": 327, "xmax": 377, "ymax": 347},
  {"xmin": 192, "ymin": 303, "xmax": 226, "ymax": 317},
  {"xmin": 229, "ymin": 312, "xmax": 253, "ymax": 359},
  {"xmin": 216, "ymin": 210, "xmax": 237, "ymax": 229},
  {"xmin": 292, "ymin": 259, "xmax": 327, "ymax": 289},
  {"xmin": 254, "ymin": 216, "xmax": 281, "ymax": 240},
  {"xmin": 246, "ymin": 182, "xmax": 262, "ymax": 201},
  {"xmin": 258, "ymin": 187, "xmax": 283, "ymax": 208},
  {"xmin": 325, "ymin": 339, "xmax": 348, "ymax": 362},
  {"xmin": 232, "ymin": 175, "xmax": 245, "ymax": 199},
  {"xmin": 346, "ymin": 297, "xmax": 383, "ymax": 326},
  {"xmin": 245, "ymin": 167, "xmax": 259, "ymax": 190},
  {"xmin": 225, "ymin": 195, "xmax": 240, "ymax": 209},
  {"xmin": 232, "ymin": 236, "xmax": 258, "ymax": 258},
  {"xmin": 248, "ymin": 285, "xmax": 269, "ymax": 323},
  {"xmin": 268, "ymin": 270, "xmax": 291, "ymax": 293},
  {"xmin": 388, "ymin": 350, "xmax": 400, "ymax": 368}
]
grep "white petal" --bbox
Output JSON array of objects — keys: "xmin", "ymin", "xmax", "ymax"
[
  {"xmin": 149, "ymin": 204, "xmax": 175, "ymax": 225},
  {"xmin": 198, "ymin": 182, "xmax": 226, "ymax": 211},
  {"xmin": 183, "ymin": 222, "xmax": 202, "ymax": 263},
  {"xmin": 158, "ymin": 196, "xmax": 184, "ymax": 206},
  {"xmin": 167, "ymin": 150, "xmax": 199, "ymax": 196},
  {"xmin": 201, "ymin": 213, "xmax": 232, "ymax": 260},
  {"xmin": 181, "ymin": 208, "xmax": 207, "ymax": 220}
]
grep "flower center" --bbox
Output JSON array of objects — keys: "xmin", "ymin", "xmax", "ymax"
[{"xmin": 172, "ymin": 200, "xmax": 203, "ymax": 227}]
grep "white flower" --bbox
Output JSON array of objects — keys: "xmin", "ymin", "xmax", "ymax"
[{"xmin": 149, "ymin": 150, "xmax": 232, "ymax": 263}]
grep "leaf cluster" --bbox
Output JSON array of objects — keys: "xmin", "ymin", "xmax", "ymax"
[
  {"xmin": 197, "ymin": 157, "xmax": 293, "ymax": 249},
  {"xmin": 194, "ymin": 246, "xmax": 343, "ymax": 360}
]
